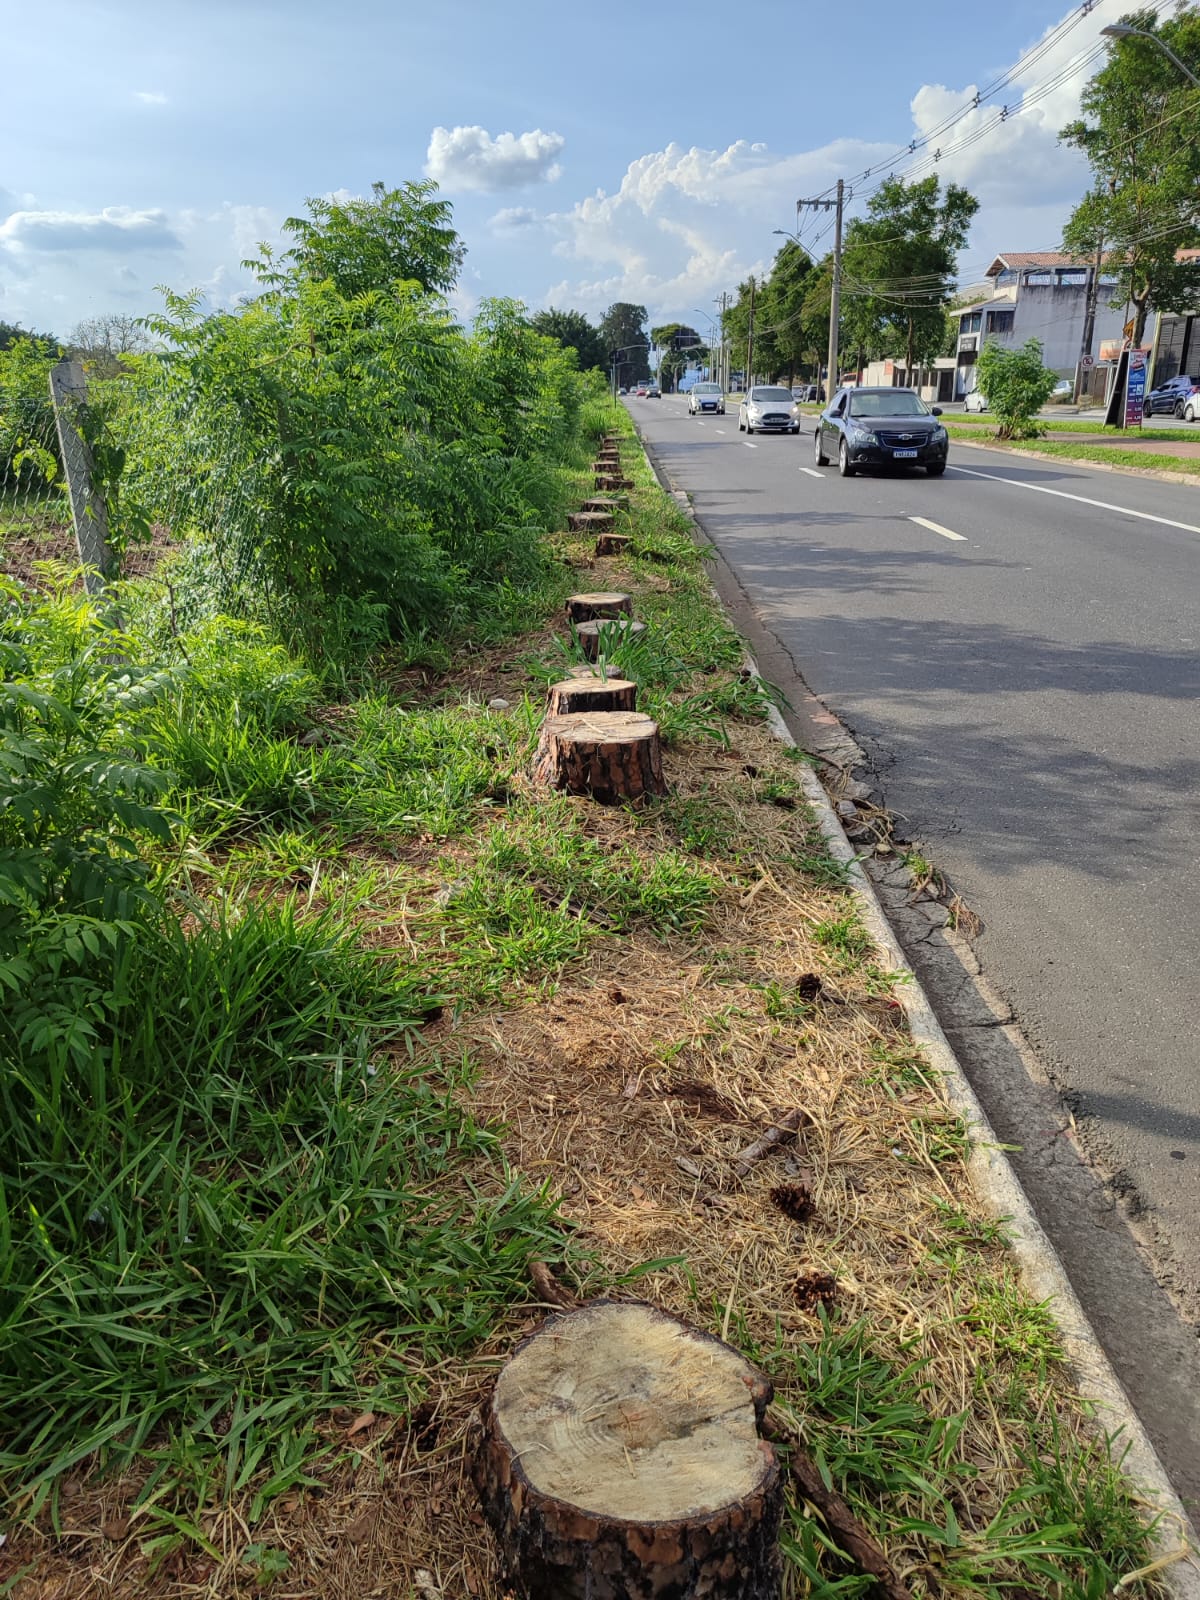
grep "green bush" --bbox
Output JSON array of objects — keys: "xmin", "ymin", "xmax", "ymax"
[{"xmin": 975, "ymin": 338, "xmax": 1058, "ymax": 439}]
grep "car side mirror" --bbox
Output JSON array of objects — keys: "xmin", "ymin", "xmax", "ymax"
[{"xmin": 931, "ymin": 406, "xmax": 943, "ymax": 416}]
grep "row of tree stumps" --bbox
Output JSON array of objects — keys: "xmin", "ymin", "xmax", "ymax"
[{"xmin": 533, "ymin": 432, "xmax": 668, "ymax": 807}]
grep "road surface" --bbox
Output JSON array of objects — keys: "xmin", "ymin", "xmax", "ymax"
[{"xmin": 629, "ymin": 392, "xmax": 1200, "ymax": 1503}]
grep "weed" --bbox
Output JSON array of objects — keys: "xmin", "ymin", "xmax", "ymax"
[{"xmin": 813, "ymin": 913, "xmax": 874, "ymax": 961}]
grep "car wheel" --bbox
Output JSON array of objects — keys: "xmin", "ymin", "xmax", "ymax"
[
  {"xmin": 791, "ymin": 424, "xmax": 800, "ymax": 434},
  {"xmin": 1175, "ymin": 400, "xmax": 1186, "ymax": 418},
  {"xmin": 1187, "ymin": 403, "xmax": 1199, "ymax": 423},
  {"xmin": 814, "ymin": 430, "xmax": 828, "ymax": 467},
  {"xmin": 838, "ymin": 440, "xmax": 855, "ymax": 477},
  {"xmin": 737, "ymin": 418, "xmax": 744, "ymax": 431},
  {"xmin": 927, "ymin": 461, "xmax": 946, "ymax": 477},
  {"xmin": 746, "ymin": 422, "xmax": 754, "ymax": 434}
]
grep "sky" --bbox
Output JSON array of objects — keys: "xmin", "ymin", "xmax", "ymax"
[{"xmin": 0, "ymin": 0, "xmax": 1171, "ymax": 339}]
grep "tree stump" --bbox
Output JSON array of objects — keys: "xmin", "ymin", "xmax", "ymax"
[
  {"xmin": 582, "ymin": 495, "xmax": 629, "ymax": 513},
  {"xmin": 595, "ymin": 532, "xmax": 631, "ymax": 557},
  {"xmin": 574, "ymin": 617, "xmax": 645, "ymax": 660},
  {"xmin": 532, "ymin": 712, "xmax": 665, "ymax": 803},
  {"xmin": 565, "ymin": 591, "xmax": 633, "ymax": 624},
  {"xmin": 596, "ymin": 475, "xmax": 634, "ymax": 491},
  {"xmin": 547, "ymin": 676, "xmax": 637, "ymax": 715},
  {"xmin": 568, "ymin": 510, "xmax": 614, "ymax": 535},
  {"xmin": 472, "ymin": 1300, "xmax": 782, "ymax": 1600}
]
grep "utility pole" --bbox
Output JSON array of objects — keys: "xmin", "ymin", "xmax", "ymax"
[
  {"xmin": 745, "ymin": 278, "xmax": 756, "ymax": 391},
  {"xmin": 715, "ymin": 292, "xmax": 729, "ymax": 391},
  {"xmin": 797, "ymin": 179, "xmax": 845, "ymax": 396},
  {"xmin": 1075, "ymin": 236, "xmax": 1105, "ymax": 405}
]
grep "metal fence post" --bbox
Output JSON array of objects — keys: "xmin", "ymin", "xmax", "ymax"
[{"xmin": 48, "ymin": 358, "xmax": 110, "ymax": 593}]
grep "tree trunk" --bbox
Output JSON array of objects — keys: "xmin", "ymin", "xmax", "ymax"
[
  {"xmin": 471, "ymin": 1300, "xmax": 782, "ymax": 1600},
  {"xmin": 574, "ymin": 617, "xmax": 645, "ymax": 660},
  {"xmin": 595, "ymin": 532, "xmax": 631, "ymax": 556},
  {"xmin": 568, "ymin": 510, "xmax": 614, "ymax": 535},
  {"xmin": 547, "ymin": 676, "xmax": 637, "ymax": 715},
  {"xmin": 532, "ymin": 712, "xmax": 666, "ymax": 803},
  {"xmin": 565, "ymin": 591, "xmax": 633, "ymax": 624}
]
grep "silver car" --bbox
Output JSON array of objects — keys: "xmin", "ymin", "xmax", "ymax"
[
  {"xmin": 963, "ymin": 388, "xmax": 988, "ymax": 412},
  {"xmin": 688, "ymin": 382, "xmax": 725, "ymax": 415},
  {"xmin": 738, "ymin": 385, "xmax": 800, "ymax": 434}
]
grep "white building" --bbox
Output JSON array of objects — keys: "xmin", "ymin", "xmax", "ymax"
[{"xmin": 952, "ymin": 251, "xmax": 1129, "ymax": 397}]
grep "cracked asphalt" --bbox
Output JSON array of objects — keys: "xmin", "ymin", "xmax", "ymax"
[{"xmin": 630, "ymin": 393, "xmax": 1200, "ymax": 1509}]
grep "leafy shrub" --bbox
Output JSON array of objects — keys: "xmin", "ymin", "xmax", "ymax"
[{"xmin": 975, "ymin": 338, "xmax": 1058, "ymax": 439}]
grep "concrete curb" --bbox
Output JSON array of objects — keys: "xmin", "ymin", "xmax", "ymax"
[
  {"xmin": 624, "ymin": 411, "xmax": 1200, "ymax": 1596},
  {"xmin": 952, "ymin": 434, "xmax": 1200, "ymax": 488}
]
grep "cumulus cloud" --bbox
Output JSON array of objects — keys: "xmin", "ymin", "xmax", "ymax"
[
  {"xmin": 489, "ymin": 205, "xmax": 541, "ymax": 231},
  {"xmin": 425, "ymin": 125, "xmax": 564, "ymax": 192},
  {"xmin": 0, "ymin": 206, "xmax": 182, "ymax": 253},
  {"xmin": 133, "ymin": 90, "xmax": 168, "ymax": 106}
]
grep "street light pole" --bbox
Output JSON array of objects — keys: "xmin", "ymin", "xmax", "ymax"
[{"xmin": 1100, "ymin": 22, "xmax": 1200, "ymax": 87}]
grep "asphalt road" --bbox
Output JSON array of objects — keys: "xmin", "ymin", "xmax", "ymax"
[{"xmin": 632, "ymin": 393, "xmax": 1200, "ymax": 1295}]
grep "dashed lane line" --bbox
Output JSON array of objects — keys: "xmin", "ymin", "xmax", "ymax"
[
  {"xmin": 909, "ymin": 515, "xmax": 967, "ymax": 542},
  {"xmin": 744, "ymin": 441, "xmax": 758, "ymax": 449},
  {"xmin": 799, "ymin": 466, "xmax": 823, "ymax": 479}
]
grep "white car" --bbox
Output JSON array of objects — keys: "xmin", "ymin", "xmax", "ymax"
[
  {"xmin": 964, "ymin": 389, "xmax": 988, "ymax": 412},
  {"xmin": 737, "ymin": 385, "xmax": 800, "ymax": 434},
  {"xmin": 1185, "ymin": 394, "xmax": 1200, "ymax": 422},
  {"xmin": 688, "ymin": 382, "xmax": 725, "ymax": 415}
]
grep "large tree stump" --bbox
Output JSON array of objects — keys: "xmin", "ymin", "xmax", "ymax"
[
  {"xmin": 565, "ymin": 591, "xmax": 633, "ymax": 624},
  {"xmin": 582, "ymin": 495, "xmax": 629, "ymax": 513},
  {"xmin": 472, "ymin": 1301, "xmax": 781, "ymax": 1600},
  {"xmin": 595, "ymin": 532, "xmax": 631, "ymax": 557},
  {"xmin": 547, "ymin": 676, "xmax": 637, "ymax": 715},
  {"xmin": 574, "ymin": 617, "xmax": 646, "ymax": 660},
  {"xmin": 533, "ymin": 712, "xmax": 665, "ymax": 803},
  {"xmin": 568, "ymin": 510, "xmax": 614, "ymax": 535},
  {"xmin": 596, "ymin": 475, "xmax": 634, "ymax": 491}
]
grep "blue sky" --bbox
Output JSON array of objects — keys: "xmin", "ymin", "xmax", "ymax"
[{"xmin": 0, "ymin": 0, "xmax": 1151, "ymax": 339}]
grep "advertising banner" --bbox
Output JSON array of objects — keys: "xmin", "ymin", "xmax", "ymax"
[{"xmin": 1124, "ymin": 347, "xmax": 1149, "ymax": 428}]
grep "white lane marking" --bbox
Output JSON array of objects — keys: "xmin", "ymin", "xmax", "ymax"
[
  {"xmin": 799, "ymin": 466, "xmax": 823, "ymax": 478},
  {"xmin": 909, "ymin": 515, "xmax": 966, "ymax": 542},
  {"xmin": 715, "ymin": 428, "xmax": 727, "ymax": 434},
  {"xmin": 948, "ymin": 463, "xmax": 1200, "ymax": 536},
  {"xmin": 744, "ymin": 441, "xmax": 758, "ymax": 449}
]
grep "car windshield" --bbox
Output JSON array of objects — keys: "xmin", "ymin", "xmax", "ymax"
[
  {"xmin": 750, "ymin": 387, "xmax": 793, "ymax": 402},
  {"xmin": 694, "ymin": 383, "xmax": 721, "ymax": 393},
  {"xmin": 847, "ymin": 391, "xmax": 930, "ymax": 418}
]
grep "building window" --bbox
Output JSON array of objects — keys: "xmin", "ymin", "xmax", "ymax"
[
  {"xmin": 995, "ymin": 270, "xmax": 1017, "ymax": 286},
  {"xmin": 962, "ymin": 313, "xmax": 982, "ymax": 333},
  {"xmin": 986, "ymin": 310, "xmax": 1014, "ymax": 333}
]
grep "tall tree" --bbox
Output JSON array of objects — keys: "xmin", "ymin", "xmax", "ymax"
[
  {"xmin": 839, "ymin": 175, "xmax": 979, "ymax": 376},
  {"xmin": 650, "ymin": 322, "xmax": 704, "ymax": 391},
  {"xmin": 1060, "ymin": 6, "xmax": 1200, "ymax": 345},
  {"xmin": 270, "ymin": 180, "xmax": 465, "ymax": 299},
  {"xmin": 598, "ymin": 302, "xmax": 650, "ymax": 383},
  {"xmin": 529, "ymin": 308, "xmax": 606, "ymax": 372},
  {"xmin": 758, "ymin": 242, "xmax": 817, "ymax": 384},
  {"xmin": 69, "ymin": 314, "xmax": 155, "ymax": 375}
]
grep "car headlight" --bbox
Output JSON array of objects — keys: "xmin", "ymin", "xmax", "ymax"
[
  {"xmin": 932, "ymin": 426, "xmax": 947, "ymax": 443},
  {"xmin": 849, "ymin": 426, "xmax": 878, "ymax": 445}
]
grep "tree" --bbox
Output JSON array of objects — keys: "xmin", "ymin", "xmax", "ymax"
[
  {"xmin": 649, "ymin": 323, "xmax": 704, "ymax": 392},
  {"xmin": 1061, "ymin": 7, "xmax": 1200, "ymax": 345},
  {"xmin": 271, "ymin": 179, "xmax": 465, "ymax": 299},
  {"xmin": 529, "ymin": 309, "xmax": 606, "ymax": 373},
  {"xmin": 757, "ymin": 242, "xmax": 818, "ymax": 384},
  {"xmin": 598, "ymin": 302, "xmax": 650, "ymax": 384},
  {"xmin": 840, "ymin": 175, "xmax": 979, "ymax": 376},
  {"xmin": 69, "ymin": 314, "xmax": 155, "ymax": 375},
  {"xmin": 975, "ymin": 337, "xmax": 1057, "ymax": 439}
]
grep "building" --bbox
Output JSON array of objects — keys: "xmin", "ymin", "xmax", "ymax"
[
  {"xmin": 1152, "ymin": 248, "xmax": 1200, "ymax": 382},
  {"xmin": 951, "ymin": 251, "xmax": 1127, "ymax": 397}
]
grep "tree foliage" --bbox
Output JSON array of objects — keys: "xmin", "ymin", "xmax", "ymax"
[
  {"xmin": 529, "ymin": 308, "xmax": 606, "ymax": 373},
  {"xmin": 840, "ymin": 175, "xmax": 979, "ymax": 373},
  {"xmin": 975, "ymin": 337, "xmax": 1057, "ymax": 439},
  {"xmin": 597, "ymin": 302, "xmax": 650, "ymax": 383},
  {"xmin": 724, "ymin": 245, "xmax": 822, "ymax": 385},
  {"xmin": 1061, "ymin": 7, "xmax": 1200, "ymax": 344},
  {"xmin": 273, "ymin": 179, "xmax": 466, "ymax": 299}
]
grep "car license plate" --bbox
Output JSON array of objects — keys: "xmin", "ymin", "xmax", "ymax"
[{"xmin": 893, "ymin": 449, "xmax": 918, "ymax": 459}]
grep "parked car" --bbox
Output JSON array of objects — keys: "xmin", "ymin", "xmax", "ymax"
[
  {"xmin": 645, "ymin": 383, "xmax": 660, "ymax": 398},
  {"xmin": 737, "ymin": 385, "xmax": 801, "ymax": 434},
  {"xmin": 1145, "ymin": 374, "xmax": 1200, "ymax": 417},
  {"xmin": 1185, "ymin": 393, "xmax": 1200, "ymax": 423},
  {"xmin": 688, "ymin": 381, "xmax": 725, "ymax": 415},
  {"xmin": 814, "ymin": 386, "xmax": 948, "ymax": 477},
  {"xmin": 963, "ymin": 388, "xmax": 988, "ymax": 412},
  {"xmin": 1050, "ymin": 378, "xmax": 1075, "ymax": 401}
]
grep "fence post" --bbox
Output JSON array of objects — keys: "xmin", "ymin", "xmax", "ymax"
[{"xmin": 48, "ymin": 358, "xmax": 110, "ymax": 593}]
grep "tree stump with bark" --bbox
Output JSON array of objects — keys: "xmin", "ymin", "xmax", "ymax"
[
  {"xmin": 594, "ymin": 454, "xmax": 621, "ymax": 470},
  {"xmin": 568, "ymin": 510, "xmax": 614, "ymax": 535},
  {"xmin": 595, "ymin": 532, "xmax": 632, "ymax": 557},
  {"xmin": 574, "ymin": 617, "xmax": 645, "ymax": 660},
  {"xmin": 565, "ymin": 591, "xmax": 633, "ymax": 625},
  {"xmin": 546, "ymin": 676, "xmax": 637, "ymax": 716},
  {"xmin": 533, "ymin": 712, "xmax": 665, "ymax": 803},
  {"xmin": 596, "ymin": 475, "xmax": 634, "ymax": 492},
  {"xmin": 472, "ymin": 1300, "xmax": 782, "ymax": 1600},
  {"xmin": 582, "ymin": 495, "xmax": 629, "ymax": 513}
]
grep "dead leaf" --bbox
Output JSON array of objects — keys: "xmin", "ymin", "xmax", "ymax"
[
  {"xmin": 346, "ymin": 1411, "xmax": 376, "ymax": 1439},
  {"xmin": 101, "ymin": 1516, "xmax": 130, "ymax": 1541},
  {"xmin": 344, "ymin": 1508, "xmax": 376, "ymax": 1544}
]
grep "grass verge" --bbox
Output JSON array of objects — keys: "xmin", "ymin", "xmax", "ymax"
[{"xmin": 0, "ymin": 404, "xmax": 1171, "ymax": 1600}]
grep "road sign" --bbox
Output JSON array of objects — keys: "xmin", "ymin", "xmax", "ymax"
[
  {"xmin": 1123, "ymin": 318, "xmax": 1137, "ymax": 341},
  {"xmin": 1081, "ymin": 353, "xmax": 1095, "ymax": 369}
]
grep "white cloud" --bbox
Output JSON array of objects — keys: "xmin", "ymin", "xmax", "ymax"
[
  {"xmin": 0, "ymin": 206, "xmax": 182, "ymax": 253},
  {"xmin": 133, "ymin": 90, "xmax": 168, "ymax": 106},
  {"xmin": 425, "ymin": 124, "xmax": 564, "ymax": 192},
  {"xmin": 489, "ymin": 205, "xmax": 541, "ymax": 231}
]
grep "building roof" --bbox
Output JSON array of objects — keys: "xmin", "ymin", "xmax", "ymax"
[
  {"xmin": 986, "ymin": 251, "xmax": 1085, "ymax": 276},
  {"xmin": 952, "ymin": 300, "xmax": 991, "ymax": 317}
]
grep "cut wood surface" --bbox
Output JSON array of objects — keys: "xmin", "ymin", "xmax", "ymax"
[
  {"xmin": 595, "ymin": 532, "xmax": 631, "ymax": 557},
  {"xmin": 595, "ymin": 475, "xmax": 634, "ymax": 491},
  {"xmin": 546, "ymin": 676, "xmax": 637, "ymax": 716},
  {"xmin": 533, "ymin": 711, "xmax": 665, "ymax": 804},
  {"xmin": 575, "ymin": 617, "xmax": 645, "ymax": 660},
  {"xmin": 567, "ymin": 510, "xmax": 614, "ymax": 535},
  {"xmin": 565, "ymin": 591, "xmax": 633, "ymax": 624},
  {"xmin": 472, "ymin": 1300, "xmax": 782, "ymax": 1600},
  {"xmin": 581, "ymin": 496, "xmax": 629, "ymax": 513}
]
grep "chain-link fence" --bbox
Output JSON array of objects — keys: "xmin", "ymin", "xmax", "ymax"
[{"xmin": 0, "ymin": 355, "xmax": 73, "ymax": 582}]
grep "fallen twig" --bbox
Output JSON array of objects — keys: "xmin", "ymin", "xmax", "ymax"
[
  {"xmin": 767, "ymin": 1423, "xmax": 915, "ymax": 1600},
  {"xmin": 732, "ymin": 1109, "xmax": 811, "ymax": 1178},
  {"xmin": 529, "ymin": 1260, "xmax": 579, "ymax": 1309}
]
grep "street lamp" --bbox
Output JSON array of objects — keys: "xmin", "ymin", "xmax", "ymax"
[{"xmin": 1100, "ymin": 22, "xmax": 1200, "ymax": 87}]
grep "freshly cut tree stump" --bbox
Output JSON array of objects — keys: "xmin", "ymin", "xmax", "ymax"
[
  {"xmin": 472, "ymin": 1300, "xmax": 782, "ymax": 1600},
  {"xmin": 533, "ymin": 711, "xmax": 665, "ymax": 803},
  {"xmin": 595, "ymin": 475, "xmax": 634, "ymax": 491},
  {"xmin": 595, "ymin": 532, "xmax": 631, "ymax": 557},
  {"xmin": 565, "ymin": 591, "xmax": 633, "ymax": 624},
  {"xmin": 582, "ymin": 495, "xmax": 629, "ymax": 513},
  {"xmin": 546, "ymin": 675, "xmax": 637, "ymax": 715},
  {"xmin": 568, "ymin": 510, "xmax": 613, "ymax": 535},
  {"xmin": 574, "ymin": 617, "xmax": 646, "ymax": 660}
]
